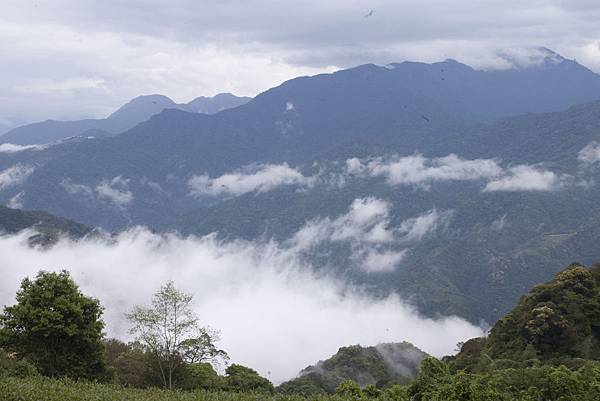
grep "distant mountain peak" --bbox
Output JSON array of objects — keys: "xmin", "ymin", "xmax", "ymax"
[{"xmin": 108, "ymin": 94, "xmax": 176, "ymax": 119}]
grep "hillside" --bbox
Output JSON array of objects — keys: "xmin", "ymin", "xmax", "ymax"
[
  {"xmin": 279, "ymin": 342, "xmax": 428, "ymax": 395},
  {"xmin": 449, "ymin": 263, "xmax": 600, "ymax": 372},
  {"xmin": 0, "ymin": 205, "xmax": 91, "ymax": 244}
]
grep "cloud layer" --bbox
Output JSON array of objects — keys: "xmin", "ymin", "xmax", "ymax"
[
  {"xmin": 0, "ymin": 143, "xmax": 45, "ymax": 153},
  {"xmin": 483, "ymin": 165, "xmax": 564, "ymax": 192},
  {"xmin": 95, "ymin": 176, "xmax": 134, "ymax": 206},
  {"xmin": 0, "ymin": 228, "xmax": 483, "ymax": 383},
  {"xmin": 347, "ymin": 154, "xmax": 502, "ymax": 188},
  {"xmin": 578, "ymin": 141, "xmax": 600, "ymax": 164},
  {"xmin": 347, "ymin": 154, "xmax": 565, "ymax": 192},
  {"xmin": 290, "ymin": 197, "xmax": 450, "ymax": 273},
  {"xmin": 188, "ymin": 164, "xmax": 312, "ymax": 197},
  {"xmin": 0, "ymin": 164, "xmax": 34, "ymax": 191}
]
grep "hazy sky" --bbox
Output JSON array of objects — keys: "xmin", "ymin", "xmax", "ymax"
[{"xmin": 2, "ymin": 0, "xmax": 600, "ymax": 130}]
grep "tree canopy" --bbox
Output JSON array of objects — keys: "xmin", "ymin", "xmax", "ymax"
[
  {"xmin": 0, "ymin": 270, "xmax": 107, "ymax": 380},
  {"xmin": 126, "ymin": 281, "xmax": 228, "ymax": 389}
]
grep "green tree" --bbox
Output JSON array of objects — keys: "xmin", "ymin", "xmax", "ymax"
[
  {"xmin": 104, "ymin": 339, "xmax": 154, "ymax": 388},
  {"xmin": 0, "ymin": 270, "xmax": 107, "ymax": 380},
  {"xmin": 179, "ymin": 362, "xmax": 225, "ymax": 390},
  {"xmin": 335, "ymin": 379, "xmax": 362, "ymax": 398},
  {"xmin": 126, "ymin": 281, "xmax": 227, "ymax": 389},
  {"xmin": 225, "ymin": 364, "xmax": 273, "ymax": 393}
]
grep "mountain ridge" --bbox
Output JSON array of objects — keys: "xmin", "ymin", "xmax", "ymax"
[{"xmin": 0, "ymin": 93, "xmax": 251, "ymax": 145}]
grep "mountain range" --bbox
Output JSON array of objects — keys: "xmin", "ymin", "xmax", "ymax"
[
  {"xmin": 0, "ymin": 93, "xmax": 251, "ymax": 145},
  {"xmin": 1, "ymin": 48, "xmax": 600, "ymax": 325}
]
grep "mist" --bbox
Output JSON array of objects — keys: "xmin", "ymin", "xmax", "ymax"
[{"xmin": 0, "ymin": 228, "xmax": 484, "ymax": 383}]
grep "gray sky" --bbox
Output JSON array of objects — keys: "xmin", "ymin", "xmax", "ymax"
[{"xmin": 2, "ymin": 0, "xmax": 600, "ymax": 130}]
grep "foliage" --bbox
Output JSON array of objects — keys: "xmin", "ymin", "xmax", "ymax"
[
  {"xmin": 225, "ymin": 364, "xmax": 274, "ymax": 393},
  {"xmin": 0, "ymin": 350, "xmax": 37, "ymax": 379},
  {"xmin": 279, "ymin": 342, "xmax": 427, "ymax": 395},
  {"xmin": 126, "ymin": 281, "xmax": 228, "ymax": 389},
  {"xmin": 179, "ymin": 363, "xmax": 225, "ymax": 391},
  {"xmin": 0, "ymin": 270, "xmax": 107, "ymax": 380},
  {"xmin": 0, "ymin": 375, "xmax": 414, "ymax": 401},
  {"xmin": 103, "ymin": 339, "xmax": 157, "ymax": 388},
  {"xmin": 448, "ymin": 263, "xmax": 600, "ymax": 374},
  {"xmin": 409, "ymin": 359, "xmax": 600, "ymax": 401}
]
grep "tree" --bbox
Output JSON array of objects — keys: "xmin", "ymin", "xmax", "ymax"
[
  {"xmin": 0, "ymin": 270, "xmax": 107, "ymax": 380},
  {"xmin": 104, "ymin": 339, "xmax": 153, "ymax": 388},
  {"xmin": 126, "ymin": 281, "xmax": 228, "ymax": 389},
  {"xmin": 179, "ymin": 362, "xmax": 225, "ymax": 390},
  {"xmin": 335, "ymin": 379, "xmax": 362, "ymax": 398},
  {"xmin": 225, "ymin": 364, "xmax": 273, "ymax": 393}
]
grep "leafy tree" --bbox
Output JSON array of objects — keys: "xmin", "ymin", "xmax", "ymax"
[
  {"xmin": 0, "ymin": 270, "xmax": 107, "ymax": 380},
  {"xmin": 126, "ymin": 281, "xmax": 227, "ymax": 389},
  {"xmin": 225, "ymin": 364, "xmax": 273, "ymax": 393},
  {"xmin": 104, "ymin": 339, "xmax": 154, "ymax": 388},
  {"xmin": 335, "ymin": 379, "xmax": 362, "ymax": 398},
  {"xmin": 179, "ymin": 362, "xmax": 225, "ymax": 390}
]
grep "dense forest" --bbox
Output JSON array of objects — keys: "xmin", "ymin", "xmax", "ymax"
[{"xmin": 1, "ymin": 261, "xmax": 600, "ymax": 400}]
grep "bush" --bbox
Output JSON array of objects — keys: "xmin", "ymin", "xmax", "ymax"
[
  {"xmin": 225, "ymin": 364, "xmax": 273, "ymax": 393},
  {"xmin": 179, "ymin": 363, "xmax": 225, "ymax": 391},
  {"xmin": 0, "ymin": 350, "xmax": 38, "ymax": 379}
]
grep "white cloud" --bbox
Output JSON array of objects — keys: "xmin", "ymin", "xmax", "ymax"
[
  {"xmin": 61, "ymin": 179, "xmax": 94, "ymax": 197},
  {"xmin": 578, "ymin": 141, "xmax": 600, "ymax": 164},
  {"xmin": 0, "ymin": 143, "xmax": 45, "ymax": 153},
  {"xmin": 347, "ymin": 154, "xmax": 503, "ymax": 188},
  {"xmin": 491, "ymin": 214, "xmax": 507, "ymax": 230},
  {"xmin": 0, "ymin": 164, "xmax": 34, "ymax": 190},
  {"xmin": 483, "ymin": 165, "xmax": 564, "ymax": 192},
  {"xmin": 7, "ymin": 191, "xmax": 24, "ymax": 209},
  {"xmin": 96, "ymin": 176, "xmax": 133, "ymax": 206},
  {"xmin": 2, "ymin": 2, "xmax": 600, "ymax": 125},
  {"xmin": 398, "ymin": 209, "xmax": 451, "ymax": 242},
  {"xmin": 348, "ymin": 154, "xmax": 566, "ymax": 193},
  {"xmin": 0, "ymin": 228, "xmax": 483, "ymax": 383},
  {"xmin": 189, "ymin": 164, "xmax": 312, "ymax": 197},
  {"xmin": 290, "ymin": 198, "xmax": 450, "ymax": 273},
  {"xmin": 362, "ymin": 249, "xmax": 408, "ymax": 273}
]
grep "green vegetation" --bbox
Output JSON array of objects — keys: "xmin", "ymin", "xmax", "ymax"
[
  {"xmin": 279, "ymin": 342, "xmax": 427, "ymax": 395},
  {"xmin": 2, "ymin": 262, "xmax": 600, "ymax": 400},
  {"xmin": 126, "ymin": 281, "xmax": 228, "ymax": 389},
  {"xmin": 447, "ymin": 263, "xmax": 600, "ymax": 373},
  {"xmin": 0, "ymin": 270, "xmax": 108, "ymax": 380}
]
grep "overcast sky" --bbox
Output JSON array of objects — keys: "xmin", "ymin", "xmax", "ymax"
[{"xmin": 2, "ymin": 0, "xmax": 600, "ymax": 131}]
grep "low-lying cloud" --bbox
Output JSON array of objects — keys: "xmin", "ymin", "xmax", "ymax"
[
  {"xmin": 95, "ymin": 176, "xmax": 133, "ymax": 206},
  {"xmin": 0, "ymin": 164, "xmax": 34, "ymax": 191},
  {"xmin": 290, "ymin": 197, "xmax": 451, "ymax": 273},
  {"xmin": 347, "ymin": 154, "xmax": 565, "ymax": 192},
  {"xmin": 578, "ymin": 141, "xmax": 600, "ymax": 164},
  {"xmin": 0, "ymin": 143, "xmax": 45, "ymax": 153},
  {"xmin": 483, "ymin": 165, "xmax": 564, "ymax": 192},
  {"xmin": 0, "ymin": 228, "xmax": 483, "ymax": 384},
  {"xmin": 346, "ymin": 154, "xmax": 502, "ymax": 188},
  {"xmin": 188, "ymin": 163, "xmax": 312, "ymax": 197}
]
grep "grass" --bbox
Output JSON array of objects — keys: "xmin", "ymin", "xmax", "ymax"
[{"xmin": 0, "ymin": 376, "xmax": 375, "ymax": 401}]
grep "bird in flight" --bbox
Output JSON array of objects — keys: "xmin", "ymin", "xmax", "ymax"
[{"xmin": 364, "ymin": 10, "xmax": 374, "ymax": 18}]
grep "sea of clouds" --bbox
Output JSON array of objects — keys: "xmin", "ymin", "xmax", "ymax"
[{"xmin": 0, "ymin": 228, "xmax": 483, "ymax": 383}]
